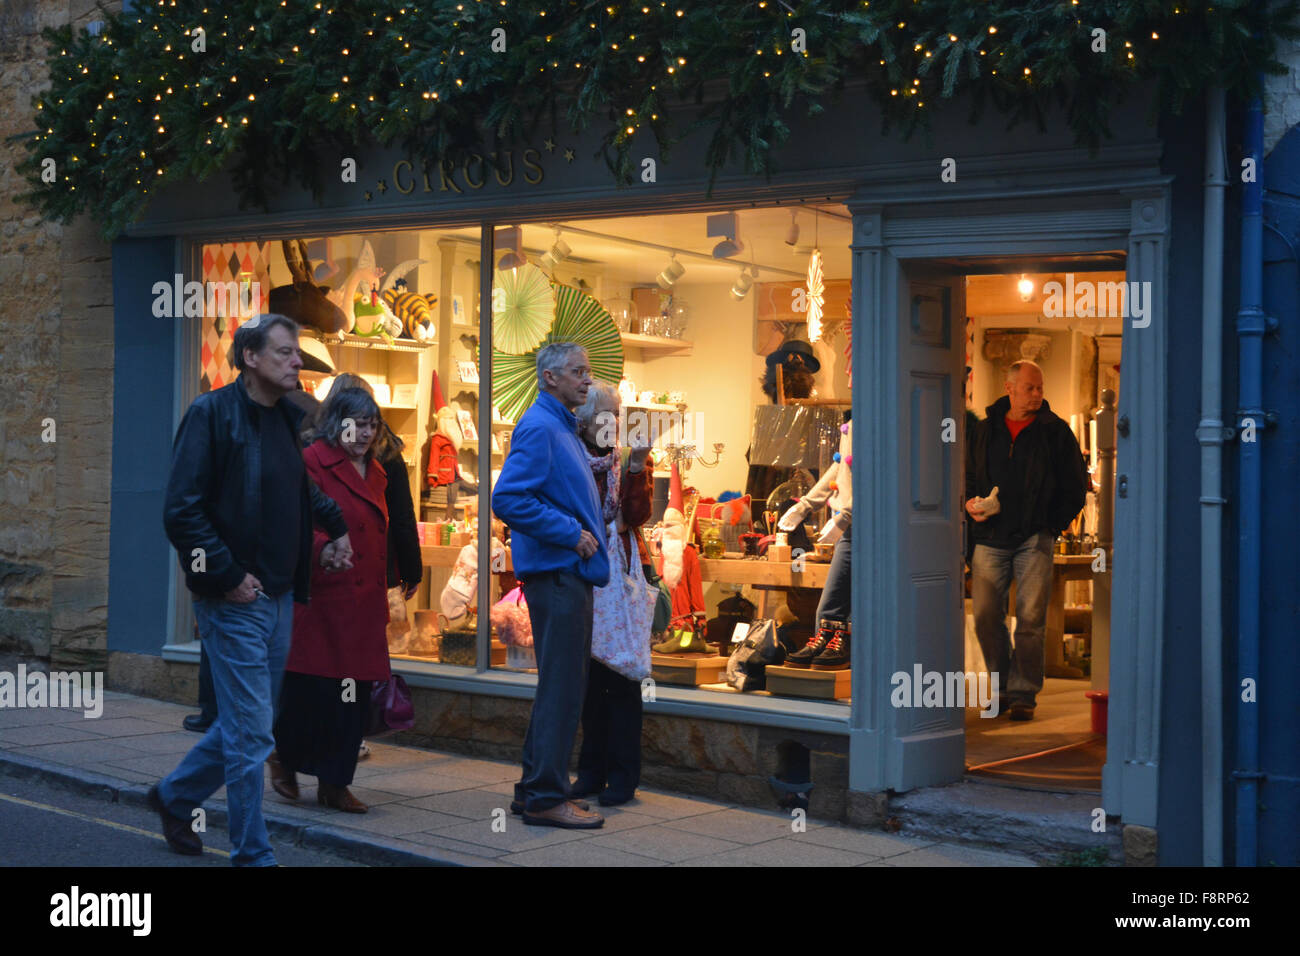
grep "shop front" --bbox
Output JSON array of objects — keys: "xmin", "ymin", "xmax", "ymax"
[{"xmin": 107, "ymin": 86, "xmax": 1180, "ymax": 825}]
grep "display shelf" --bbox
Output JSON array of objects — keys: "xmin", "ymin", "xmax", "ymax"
[
  {"xmin": 623, "ymin": 400, "xmax": 685, "ymax": 413},
  {"xmin": 620, "ymin": 332, "xmax": 693, "ymax": 354},
  {"xmin": 304, "ymin": 329, "xmax": 437, "ymax": 353},
  {"xmin": 491, "ymin": 420, "xmax": 515, "ymax": 431}
]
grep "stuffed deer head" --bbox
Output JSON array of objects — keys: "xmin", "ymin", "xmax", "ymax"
[{"xmin": 269, "ymin": 239, "xmax": 348, "ymax": 334}]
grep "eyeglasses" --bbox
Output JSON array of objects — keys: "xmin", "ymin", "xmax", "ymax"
[{"xmin": 564, "ymin": 366, "xmax": 592, "ymax": 377}]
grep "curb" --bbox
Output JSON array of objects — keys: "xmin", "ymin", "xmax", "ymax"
[{"xmin": 0, "ymin": 750, "xmax": 497, "ymax": 868}]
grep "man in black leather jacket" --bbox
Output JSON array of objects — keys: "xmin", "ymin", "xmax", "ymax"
[
  {"xmin": 965, "ymin": 360, "xmax": 1087, "ymax": 721},
  {"xmin": 149, "ymin": 313, "xmax": 352, "ymax": 866}
]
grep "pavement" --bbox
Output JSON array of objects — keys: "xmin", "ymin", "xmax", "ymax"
[{"xmin": 0, "ymin": 687, "xmax": 1040, "ymax": 867}]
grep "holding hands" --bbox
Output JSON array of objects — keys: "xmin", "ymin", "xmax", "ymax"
[{"xmin": 320, "ymin": 532, "xmax": 355, "ymax": 571}]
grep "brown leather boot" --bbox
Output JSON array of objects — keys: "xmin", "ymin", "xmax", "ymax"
[
  {"xmin": 267, "ymin": 752, "xmax": 299, "ymax": 801},
  {"xmin": 317, "ymin": 782, "xmax": 368, "ymax": 813}
]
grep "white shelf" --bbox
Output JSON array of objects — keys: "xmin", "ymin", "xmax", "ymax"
[
  {"xmin": 306, "ymin": 329, "xmax": 436, "ymax": 353},
  {"xmin": 621, "ymin": 332, "xmax": 693, "ymax": 355}
]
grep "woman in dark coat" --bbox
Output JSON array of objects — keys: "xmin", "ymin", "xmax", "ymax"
[{"xmin": 270, "ymin": 387, "xmax": 390, "ymax": 813}]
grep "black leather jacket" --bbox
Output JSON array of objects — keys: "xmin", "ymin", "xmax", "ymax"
[
  {"xmin": 965, "ymin": 396, "xmax": 1087, "ymax": 548},
  {"xmin": 163, "ymin": 376, "xmax": 348, "ymax": 603}
]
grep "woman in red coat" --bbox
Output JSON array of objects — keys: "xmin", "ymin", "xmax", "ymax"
[{"xmin": 270, "ymin": 387, "xmax": 390, "ymax": 813}]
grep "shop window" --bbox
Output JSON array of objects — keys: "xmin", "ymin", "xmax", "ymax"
[{"xmin": 480, "ymin": 208, "xmax": 855, "ymax": 708}]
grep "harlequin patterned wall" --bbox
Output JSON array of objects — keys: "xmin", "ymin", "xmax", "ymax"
[{"xmin": 199, "ymin": 242, "xmax": 273, "ymax": 392}]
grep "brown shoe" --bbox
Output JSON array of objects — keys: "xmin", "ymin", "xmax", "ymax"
[
  {"xmin": 522, "ymin": 799, "xmax": 604, "ymax": 829},
  {"xmin": 317, "ymin": 783, "xmax": 368, "ymax": 813},
  {"xmin": 147, "ymin": 784, "xmax": 203, "ymax": 856},
  {"xmin": 267, "ymin": 752, "xmax": 299, "ymax": 801}
]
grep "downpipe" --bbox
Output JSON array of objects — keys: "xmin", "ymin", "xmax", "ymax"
[
  {"xmin": 1197, "ymin": 88, "xmax": 1228, "ymax": 867},
  {"xmin": 1233, "ymin": 94, "xmax": 1268, "ymax": 868}
]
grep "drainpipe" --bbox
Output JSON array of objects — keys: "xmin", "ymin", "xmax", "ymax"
[
  {"xmin": 1233, "ymin": 93, "xmax": 1267, "ymax": 868},
  {"xmin": 1196, "ymin": 87, "xmax": 1228, "ymax": 867}
]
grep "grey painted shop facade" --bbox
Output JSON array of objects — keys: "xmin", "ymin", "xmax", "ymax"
[{"xmin": 108, "ymin": 85, "xmax": 1204, "ymax": 852}]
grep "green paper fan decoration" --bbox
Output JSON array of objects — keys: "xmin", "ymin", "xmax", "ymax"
[
  {"xmin": 492, "ymin": 282, "xmax": 625, "ymax": 422},
  {"xmin": 492, "ymin": 263, "xmax": 555, "ymax": 355}
]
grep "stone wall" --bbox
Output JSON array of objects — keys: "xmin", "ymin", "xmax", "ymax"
[
  {"xmin": 0, "ymin": 1, "xmax": 115, "ymax": 669},
  {"xmin": 109, "ymin": 650, "xmax": 859, "ymax": 822}
]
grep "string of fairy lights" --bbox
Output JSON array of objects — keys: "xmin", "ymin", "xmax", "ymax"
[{"xmin": 19, "ymin": 1, "xmax": 1287, "ymax": 238}]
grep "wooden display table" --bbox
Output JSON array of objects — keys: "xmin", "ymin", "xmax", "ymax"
[
  {"xmin": 765, "ymin": 665, "xmax": 851, "ymax": 700},
  {"xmin": 1047, "ymin": 554, "xmax": 1096, "ymax": 678},
  {"xmin": 698, "ymin": 554, "xmax": 830, "ymax": 616},
  {"xmin": 420, "ymin": 543, "xmax": 512, "ymax": 571},
  {"xmin": 651, "ymin": 652, "xmax": 728, "ymax": 686}
]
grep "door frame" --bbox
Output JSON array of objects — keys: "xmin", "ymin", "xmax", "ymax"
[{"xmin": 846, "ymin": 192, "xmax": 1169, "ymax": 825}]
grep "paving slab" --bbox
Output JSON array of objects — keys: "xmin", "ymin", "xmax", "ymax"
[
  {"xmin": 501, "ymin": 841, "xmax": 671, "ymax": 867},
  {"xmin": 699, "ymin": 836, "xmax": 875, "ymax": 867},
  {"xmin": 400, "ymin": 787, "xmax": 518, "ymax": 820},
  {"xmin": 0, "ymin": 723, "xmax": 106, "ymax": 747},
  {"xmin": 663, "ymin": 807, "xmax": 822, "ymax": 844},
  {"xmin": 587, "ymin": 824, "xmax": 743, "ymax": 863},
  {"xmin": 425, "ymin": 816, "xmax": 592, "ymax": 854},
  {"xmin": 352, "ymin": 768, "xmax": 487, "ymax": 797}
]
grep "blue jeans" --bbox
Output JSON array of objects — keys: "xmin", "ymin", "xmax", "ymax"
[
  {"xmin": 814, "ymin": 524, "xmax": 851, "ymax": 624},
  {"xmin": 158, "ymin": 592, "xmax": 293, "ymax": 866},
  {"xmin": 971, "ymin": 532, "xmax": 1054, "ymax": 709}
]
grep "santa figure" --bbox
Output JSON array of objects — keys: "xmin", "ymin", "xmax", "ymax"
[{"xmin": 653, "ymin": 462, "xmax": 708, "ymax": 654}]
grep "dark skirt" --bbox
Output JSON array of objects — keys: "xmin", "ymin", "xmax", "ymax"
[{"xmin": 274, "ymin": 671, "xmax": 372, "ymax": 787}]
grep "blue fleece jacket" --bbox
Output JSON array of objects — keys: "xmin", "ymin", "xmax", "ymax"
[{"xmin": 491, "ymin": 391, "xmax": 610, "ymax": 587}]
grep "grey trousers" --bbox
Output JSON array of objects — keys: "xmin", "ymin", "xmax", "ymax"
[{"xmin": 515, "ymin": 570, "xmax": 594, "ymax": 812}]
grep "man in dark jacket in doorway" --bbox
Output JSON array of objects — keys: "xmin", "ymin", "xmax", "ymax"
[
  {"xmin": 151, "ymin": 313, "xmax": 353, "ymax": 866},
  {"xmin": 965, "ymin": 360, "xmax": 1087, "ymax": 721}
]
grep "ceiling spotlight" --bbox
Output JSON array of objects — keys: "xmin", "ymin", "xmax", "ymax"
[
  {"xmin": 495, "ymin": 225, "xmax": 526, "ymax": 270},
  {"xmin": 784, "ymin": 210, "xmax": 800, "ymax": 246},
  {"xmin": 1017, "ymin": 274, "xmax": 1035, "ymax": 301},
  {"xmin": 538, "ymin": 228, "xmax": 571, "ymax": 271},
  {"xmin": 656, "ymin": 253, "xmax": 686, "ymax": 289},
  {"xmin": 708, "ymin": 211, "xmax": 745, "ymax": 258},
  {"xmin": 730, "ymin": 266, "xmax": 758, "ymax": 301}
]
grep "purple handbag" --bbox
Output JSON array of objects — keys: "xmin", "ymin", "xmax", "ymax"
[{"xmin": 365, "ymin": 674, "xmax": 415, "ymax": 737}]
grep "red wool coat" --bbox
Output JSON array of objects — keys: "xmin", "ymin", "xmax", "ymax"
[{"xmin": 287, "ymin": 440, "xmax": 392, "ymax": 682}]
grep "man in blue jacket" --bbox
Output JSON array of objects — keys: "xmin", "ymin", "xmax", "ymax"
[{"xmin": 493, "ymin": 342, "xmax": 610, "ymax": 828}]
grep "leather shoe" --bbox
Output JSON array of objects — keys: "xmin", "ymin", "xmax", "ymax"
[
  {"xmin": 522, "ymin": 800, "xmax": 604, "ymax": 829},
  {"xmin": 598, "ymin": 790, "xmax": 634, "ymax": 807},
  {"xmin": 182, "ymin": 713, "xmax": 213, "ymax": 733},
  {"xmin": 267, "ymin": 752, "xmax": 299, "ymax": 801},
  {"xmin": 511, "ymin": 797, "xmax": 590, "ymax": 815},
  {"xmin": 147, "ymin": 784, "xmax": 202, "ymax": 856},
  {"xmin": 1008, "ymin": 703, "xmax": 1036, "ymax": 721},
  {"xmin": 317, "ymin": 783, "xmax": 368, "ymax": 813}
]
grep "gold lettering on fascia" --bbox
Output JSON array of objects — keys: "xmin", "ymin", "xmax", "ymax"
[{"xmin": 393, "ymin": 146, "xmax": 547, "ymax": 198}]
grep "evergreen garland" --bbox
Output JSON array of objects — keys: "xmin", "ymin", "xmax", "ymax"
[{"xmin": 14, "ymin": 0, "xmax": 1299, "ymax": 239}]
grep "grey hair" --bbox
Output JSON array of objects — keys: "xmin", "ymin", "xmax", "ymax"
[
  {"xmin": 1005, "ymin": 359, "xmax": 1043, "ymax": 385},
  {"xmin": 313, "ymin": 387, "xmax": 382, "ymax": 456},
  {"xmin": 232, "ymin": 313, "xmax": 299, "ymax": 371},
  {"xmin": 575, "ymin": 381, "xmax": 620, "ymax": 430},
  {"xmin": 535, "ymin": 341, "xmax": 588, "ymax": 390}
]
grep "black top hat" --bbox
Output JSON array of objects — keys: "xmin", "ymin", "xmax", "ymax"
[{"xmin": 766, "ymin": 338, "xmax": 821, "ymax": 373}]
